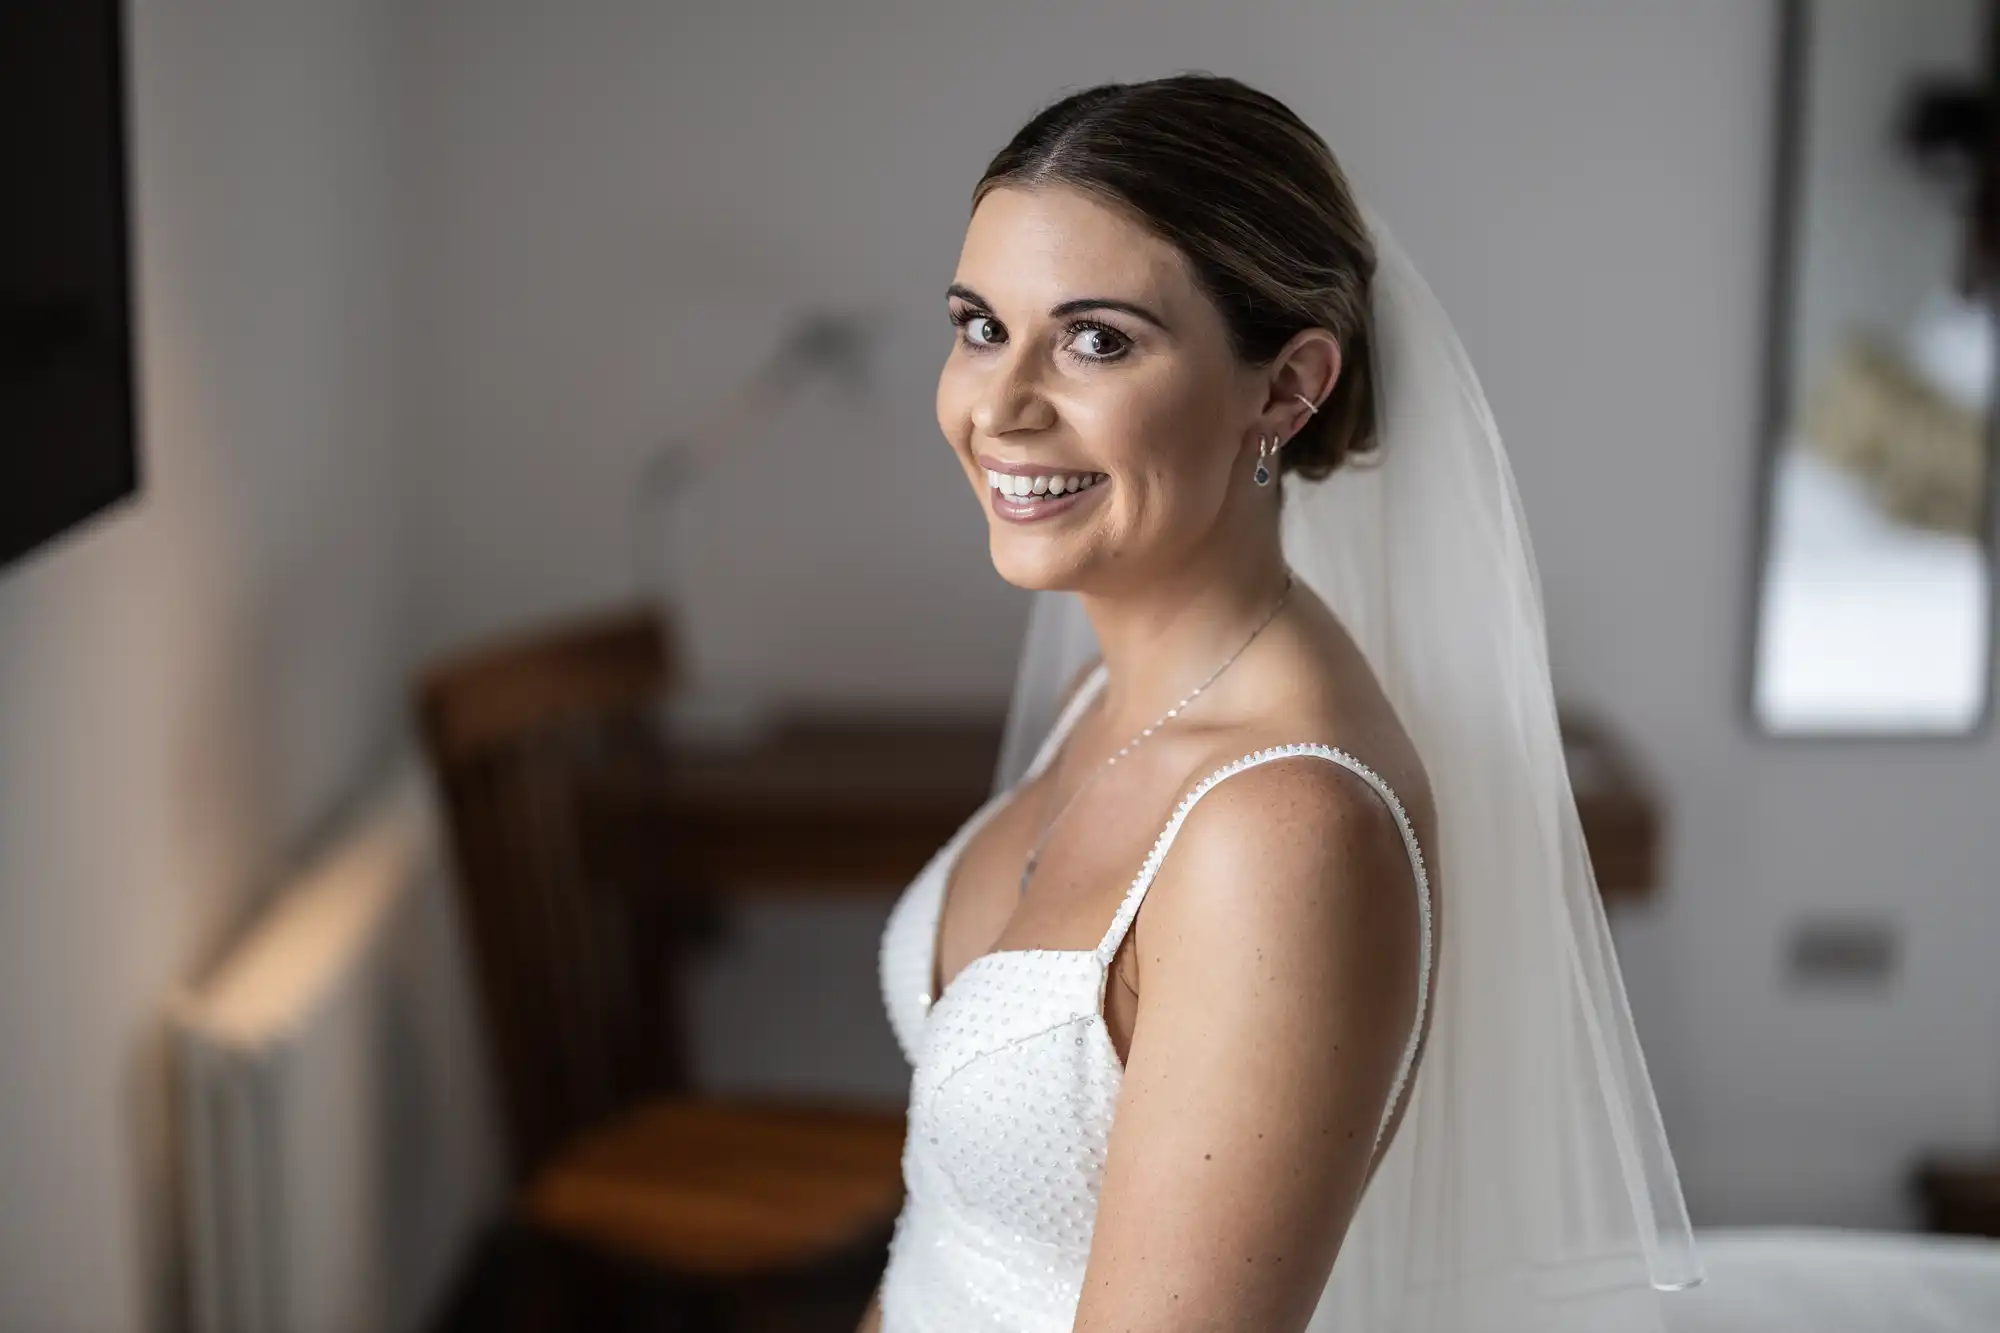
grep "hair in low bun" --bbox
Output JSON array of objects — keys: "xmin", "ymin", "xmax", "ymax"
[{"xmin": 972, "ymin": 72, "xmax": 1382, "ymax": 485}]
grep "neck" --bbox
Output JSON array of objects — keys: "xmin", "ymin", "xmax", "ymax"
[{"xmin": 1078, "ymin": 521, "xmax": 1293, "ymax": 736}]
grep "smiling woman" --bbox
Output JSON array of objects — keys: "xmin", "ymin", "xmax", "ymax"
[{"xmin": 858, "ymin": 71, "xmax": 1700, "ymax": 1333}]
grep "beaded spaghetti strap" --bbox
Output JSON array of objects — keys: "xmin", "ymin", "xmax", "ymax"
[{"xmin": 1092, "ymin": 744, "xmax": 1433, "ymax": 1151}]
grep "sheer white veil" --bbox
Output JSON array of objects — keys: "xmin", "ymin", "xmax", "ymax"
[{"xmin": 991, "ymin": 202, "xmax": 1705, "ymax": 1330}]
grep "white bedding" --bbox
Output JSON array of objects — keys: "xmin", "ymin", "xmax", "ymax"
[{"xmin": 1664, "ymin": 1227, "xmax": 2000, "ymax": 1333}]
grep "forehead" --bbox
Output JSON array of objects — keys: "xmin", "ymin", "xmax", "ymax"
[{"xmin": 955, "ymin": 184, "xmax": 1194, "ymax": 309}]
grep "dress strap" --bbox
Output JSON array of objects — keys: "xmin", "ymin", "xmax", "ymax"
[{"xmin": 1092, "ymin": 743, "xmax": 1434, "ymax": 1151}]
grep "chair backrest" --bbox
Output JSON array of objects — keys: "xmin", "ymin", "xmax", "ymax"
[{"xmin": 414, "ymin": 603, "xmax": 681, "ymax": 1183}]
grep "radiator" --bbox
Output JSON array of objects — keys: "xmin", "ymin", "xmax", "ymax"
[{"xmin": 173, "ymin": 745, "xmax": 501, "ymax": 1333}]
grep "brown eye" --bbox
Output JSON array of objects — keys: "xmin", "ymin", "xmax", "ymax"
[
  {"xmin": 951, "ymin": 309, "xmax": 1003, "ymax": 349},
  {"xmin": 1065, "ymin": 321, "xmax": 1130, "ymax": 363}
]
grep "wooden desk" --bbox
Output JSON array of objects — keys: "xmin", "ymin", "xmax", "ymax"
[
  {"xmin": 577, "ymin": 703, "xmax": 1664, "ymax": 904},
  {"xmin": 1915, "ymin": 1155, "xmax": 2000, "ymax": 1237}
]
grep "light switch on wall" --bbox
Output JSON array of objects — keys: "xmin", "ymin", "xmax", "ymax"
[{"xmin": 1783, "ymin": 915, "xmax": 1900, "ymax": 993}]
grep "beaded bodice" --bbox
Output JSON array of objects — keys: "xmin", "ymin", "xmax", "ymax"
[{"xmin": 873, "ymin": 661, "xmax": 1432, "ymax": 1332}]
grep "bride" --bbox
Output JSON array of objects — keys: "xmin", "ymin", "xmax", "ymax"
[{"xmin": 859, "ymin": 73, "xmax": 1703, "ymax": 1332}]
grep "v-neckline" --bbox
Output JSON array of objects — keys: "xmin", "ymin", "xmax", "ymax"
[
  {"xmin": 924, "ymin": 809, "xmax": 1114, "ymax": 1015},
  {"xmin": 925, "ymin": 665, "xmax": 1110, "ymax": 1007}
]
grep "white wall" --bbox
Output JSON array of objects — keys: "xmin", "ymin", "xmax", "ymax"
[
  {"xmin": 7, "ymin": 7, "xmax": 1997, "ymax": 1329},
  {"xmin": 399, "ymin": 0, "xmax": 2000, "ymax": 1229},
  {"xmin": 0, "ymin": 3, "xmax": 410, "ymax": 1329}
]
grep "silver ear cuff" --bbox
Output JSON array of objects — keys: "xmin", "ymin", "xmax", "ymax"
[{"xmin": 1255, "ymin": 392, "xmax": 1321, "ymax": 487}]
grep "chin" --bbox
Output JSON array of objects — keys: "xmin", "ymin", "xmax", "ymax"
[
  {"xmin": 987, "ymin": 534, "xmax": 1092, "ymax": 594},
  {"xmin": 976, "ymin": 467, "xmax": 1117, "ymax": 592}
]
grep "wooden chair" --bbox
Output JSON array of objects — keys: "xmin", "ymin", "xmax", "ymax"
[{"xmin": 414, "ymin": 603, "xmax": 905, "ymax": 1330}]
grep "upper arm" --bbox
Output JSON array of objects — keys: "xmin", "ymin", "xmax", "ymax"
[{"xmin": 1072, "ymin": 757, "xmax": 1424, "ymax": 1333}]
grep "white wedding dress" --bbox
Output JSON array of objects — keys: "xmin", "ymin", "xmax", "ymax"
[{"xmin": 873, "ymin": 659, "xmax": 1434, "ymax": 1332}]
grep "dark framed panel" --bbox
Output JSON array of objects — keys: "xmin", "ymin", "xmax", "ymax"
[
  {"xmin": 1745, "ymin": 0, "xmax": 2000, "ymax": 739},
  {"xmin": 0, "ymin": 1, "xmax": 141, "ymax": 574}
]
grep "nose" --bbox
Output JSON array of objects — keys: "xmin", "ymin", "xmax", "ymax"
[{"xmin": 968, "ymin": 346, "xmax": 1057, "ymax": 437}]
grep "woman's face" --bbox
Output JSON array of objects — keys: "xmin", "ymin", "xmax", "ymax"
[{"xmin": 936, "ymin": 184, "xmax": 1270, "ymax": 592}]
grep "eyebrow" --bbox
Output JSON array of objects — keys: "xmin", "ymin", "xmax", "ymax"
[{"xmin": 946, "ymin": 283, "xmax": 1170, "ymax": 333}]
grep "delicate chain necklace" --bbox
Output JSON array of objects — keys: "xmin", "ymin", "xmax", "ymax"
[{"xmin": 1019, "ymin": 569, "xmax": 1297, "ymax": 895}]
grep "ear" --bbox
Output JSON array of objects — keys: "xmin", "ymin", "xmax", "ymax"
[{"xmin": 1255, "ymin": 327, "xmax": 1343, "ymax": 446}]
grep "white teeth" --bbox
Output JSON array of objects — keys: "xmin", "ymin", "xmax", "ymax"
[{"xmin": 986, "ymin": 468, "xmax": 1104, "ymax": 498}]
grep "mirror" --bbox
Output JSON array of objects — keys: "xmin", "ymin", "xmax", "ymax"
[{"xmin": 1750, "ymin": 0, "xmax": 1999, "ymax": 736}]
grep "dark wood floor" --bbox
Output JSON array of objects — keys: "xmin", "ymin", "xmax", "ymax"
[{"xmin": 430, "ymin": 1218, "xmax": 889, "ymax": 1333}]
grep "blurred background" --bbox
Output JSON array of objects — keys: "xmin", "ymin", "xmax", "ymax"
[{"xmin": 3, "ymin": 2, "xmax": 1998, "ymax": 1331}]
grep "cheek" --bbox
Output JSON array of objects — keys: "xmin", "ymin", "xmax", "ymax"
[
  {"xmin": 1083, "ymin": 370, "xmax": 1231, "ymax": 509},
  {"xmin": 935, "ymin": 357, "xmax": 974, "ymax": 450}
]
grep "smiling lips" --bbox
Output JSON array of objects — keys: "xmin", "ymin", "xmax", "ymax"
[
  {"xmin": 984, "ymin": 466, "xmax": 1106, "ymax": 499},
  {"xmin": 983, "ymin": 465, "xmax": 1110, "ymax": 523}
]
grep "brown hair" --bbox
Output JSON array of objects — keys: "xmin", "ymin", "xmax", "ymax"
[{"xmin": 971, "ymin": 72, "xmax": 1379, "ymax": 481}]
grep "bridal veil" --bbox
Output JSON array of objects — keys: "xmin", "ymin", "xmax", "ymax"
[{"xmin": 991, "ymin": 202, "xmax": 1705, "ymax": 1331}]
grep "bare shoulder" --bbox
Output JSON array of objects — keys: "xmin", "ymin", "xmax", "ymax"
[
  {"xmin": 1103, "ymin": 611, "xmax": 1440, "ymax": 1009},
  {"xmin": 1146, "ymin": 749, "xmax": 1422, "ymax": 971}
]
